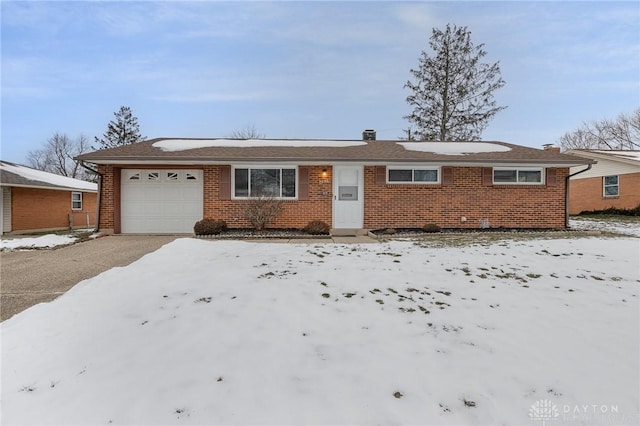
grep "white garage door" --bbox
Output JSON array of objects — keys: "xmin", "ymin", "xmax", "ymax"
[{"xmin": 121, "ymin": 169, "xmax": 203, "ymax": 233}]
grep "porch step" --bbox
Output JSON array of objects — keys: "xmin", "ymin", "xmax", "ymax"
[{"xmin": 330, "ymin": 228, "xmax": 367, "ymax": 237}]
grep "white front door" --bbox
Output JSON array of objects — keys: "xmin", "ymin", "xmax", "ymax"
[{"xmin": 333, "ymin": 165, "xmax": 364, "ymax": 229}]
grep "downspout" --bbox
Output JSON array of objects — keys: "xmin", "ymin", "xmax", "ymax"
[
  {"xmin": 80, "ymin": 161, "xmax": 102, "ymax": 233},
  {"xmin": 565, "ymin": 163, "xmax": 593, "ymax": 228}
]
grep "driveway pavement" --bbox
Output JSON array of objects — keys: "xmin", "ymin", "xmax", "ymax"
[{"xmin": 1, "ymin": 235, "xmax": 178, "ymax": 321}]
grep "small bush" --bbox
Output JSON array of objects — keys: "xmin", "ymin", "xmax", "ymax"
[
  {"xmin": 244, "ymin": 196, "xmax": 284, "ymax": 231},
  {"xmin": 194, "ymin": 219, "xmax": 227, "ymax": 235},
  {"xmin": 422, "ymin": 223, "xmax": 441, "ymax": 233},
  {"xmin": 303, "ymin": 220, "xmax": 330, "ymax": 235}
]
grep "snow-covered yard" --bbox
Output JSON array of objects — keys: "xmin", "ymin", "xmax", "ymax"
[
  {"xmin": 569, "ymin": 216, "xmax": 640, "ymax": 237},
  {"xmin": 1, "ymin": 236, "xmax": 638, "ymax": 425}
]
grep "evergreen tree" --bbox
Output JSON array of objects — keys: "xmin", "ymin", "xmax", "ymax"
[
  {"xmin": 404, "ymin": 24, "xmax": 506, "ymax": 141},
  {"xmin": 94, "ymin": 106, "xmax": 145, "ymax": 149}
]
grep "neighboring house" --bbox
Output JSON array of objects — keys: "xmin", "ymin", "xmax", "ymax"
[
  {"xmin": 76, "ymin": 137, "xmax": 592, "ymax": 234},
  {"xmin": 0, "ymin": 161, "xmax": 98, "ymax": 234},
  {"xmin": 565, "ymin": 150, "xmax": 640, "ymax": 215}
]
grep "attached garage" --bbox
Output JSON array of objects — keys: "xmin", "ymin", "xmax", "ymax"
[{"xmin": 121, "ymin": 169, "xmax": 203, "ymax": 233}]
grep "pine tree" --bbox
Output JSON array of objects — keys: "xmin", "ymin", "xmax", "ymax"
[
  {"xmin": 404, "ymin": 24, "xmax": 506, "ymax": 141},
  {"xmin": 94, "ymin": 106, "xmax": 145, "ymax": 149}
]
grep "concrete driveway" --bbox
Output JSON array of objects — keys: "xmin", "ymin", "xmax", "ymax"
[{"xmin": 1, "ymin": 235, "xmax": 179, "ymax": 321}]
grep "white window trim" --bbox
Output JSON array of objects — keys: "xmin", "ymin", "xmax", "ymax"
[
  {"xmin": 71, "ymin": 191, "xmax": 82, "ymax": 210},
  {"xmin": 386, "ymin": 165, "xmax": 441, "ymax": 184},
  {"xmin": 231, "ymin": 165, "xmax": 298, "ymax": 200},
  {"xmin": 493, "ymin": 167, "xmax": 545, "ymax": 185},
  {"xmin": 603, "ymin": 175, "xmax": 619, "ymax": 197}
]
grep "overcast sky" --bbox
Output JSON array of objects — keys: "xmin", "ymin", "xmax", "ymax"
[{"xmin": 1, "ymin": 1, "xmax": 638, "ymax": 164}]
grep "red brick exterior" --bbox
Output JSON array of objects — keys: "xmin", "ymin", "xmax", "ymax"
[
  {"xmin": 98, "ymin": 164, "xmax": 570, "ymax": 233},
  {"xmin": 569, "ymin": 172, "xmax": 640, "ymax": 214},
  {"xmin": 364, "ymin": 166, "xmax": 568, "ymax": 229},
  {"xmin": 9, "ymin": 187, "xmax": 97, "ymax": 233},
  {"xmin": 204, "ymin": 165, "xmax": 333, "ymax": 228}
]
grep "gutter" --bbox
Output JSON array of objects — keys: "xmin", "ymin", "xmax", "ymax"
[
  {"xmin": 79, "ymin": 162, "xmax": 102, "ymax": 233},
  {"xmin": 565, "ymin": 163, "xmax": 593, "ymax": 228}
]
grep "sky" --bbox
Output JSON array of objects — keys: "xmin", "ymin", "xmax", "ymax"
[{"xmin": 1, "ymin": 1, "xmax": 638, "ymax": 164}]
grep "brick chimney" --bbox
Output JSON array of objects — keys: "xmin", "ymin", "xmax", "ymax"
[{"xmin": 542, "ymin": 144, "xmax": 561, "ymax": 153}]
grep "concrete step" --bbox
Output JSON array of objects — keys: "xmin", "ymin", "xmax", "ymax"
[{"xmin": 330, "ymin": 228, "xmax": 367, "ymax": 236}]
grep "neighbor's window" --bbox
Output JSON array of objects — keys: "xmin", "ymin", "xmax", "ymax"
[
  {"xmin": 233, "ymin": 167, "xmax": 296, "ymax": 198},
  {"xmin": 71, "ymin": 192, "xmax": 82, "ymax": 210},
  {"xmin": 603, "ymin": 175, "xmax": 619, "ymax": 197},
  {"xmin": 388, "ymin": 167, "xmax": 439, "ymax": 183},
  {"xmin": 493, "ymin": 167, "xmax": 543, "ymax": 184}
]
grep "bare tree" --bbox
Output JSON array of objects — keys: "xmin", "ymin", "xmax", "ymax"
[
  {"xmin": 228, "ymin": 124, "xmax": 265, "ymax": 139},
  {"xmin": 27, "ymin": 133, "xmax": 92, "ymax": 180},
  {"xmin": 558, "ymin": 108, "xmax": 640, "ymax": 151}
]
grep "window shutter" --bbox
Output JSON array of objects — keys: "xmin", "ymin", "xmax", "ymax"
[
  {"xmin": 298, "ymin": 167, "xmax": 309, "ymax": 200},
  {"xmin": 219, "ymin": 166, "xmax": 231, "ymax": 200},
  {"xmin": 482, "ymin": 167, "xmax": 493, "ymax": 186},
  {"xmin": 546, "ymin": 168, "xmax": 557, "ymax": 186},
  {"xmin": 441, "ymin": 167, "xmax": 453, "ymax": 186},
  {"xmin": 375, "ymin": 166, "xmax": 386, "ymax": 184}
]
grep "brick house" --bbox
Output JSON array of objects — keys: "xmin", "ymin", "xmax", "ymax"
[
  {"xmin": 0, "ymin": 161, "xmax": 98, "ymax": 234},
  {"xmin": 76, "ymin": 138, "xmax": 591, "ymax": 234},
  {"xmin": 565, "ymin": 150, "xmax": 640, "ymax": 214}
]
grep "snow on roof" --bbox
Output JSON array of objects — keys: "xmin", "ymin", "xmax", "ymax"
[
  {"xmin": 153, "ymin": 139, "xmax": 367, "ymax": 152},
  {"xmin": 592, "ymin": 150, "xmax": 640, "ymax": 162},
  {"xmin": 0, "ymin": 161, "xmax": 97, "ymax": 191},
  {"xmin": 398, "ymin": 142, "xmax": 512, "ymax": 155}
]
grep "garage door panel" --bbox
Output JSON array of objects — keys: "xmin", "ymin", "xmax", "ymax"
[{"xmin": 121, "ymin": 169, "xmax": 203, "ymax": 234}]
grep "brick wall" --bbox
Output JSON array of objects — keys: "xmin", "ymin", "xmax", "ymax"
[
  {"xmin": 10, "ymin": 187, "xmax": 97, "ymax": 232},
  {"xmin": 364, "ymin": 166, "xmax": 568, "ymax": 229},
  {"xmin": 569, "ymin": 172, "xmax": 640, "ymax": 214},
  {"xmin": 203, "ymin": 165, "xmax": 332, "ymax": 228}
]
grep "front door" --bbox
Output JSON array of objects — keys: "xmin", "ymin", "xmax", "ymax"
[{"xmin": 333, "ymin": 165, "xmax": 364, "ymax": 229}]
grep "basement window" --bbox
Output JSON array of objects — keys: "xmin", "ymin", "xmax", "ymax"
[
  {"xmin": 603, "ymin": 175, "xmax": 619, "ymax": 197},
  {"xmin": 387, "ymin": 167, "xmax": 439, "ymax": 183},
  {"xmin": 493, "ymin": 167, "xmax": 543, "ymax": 184},
  {"xmin": 71, "ymin": 192, "xmax": 82, "ymax": 210},
  {"xmin": 233, "ymin": 167, "xmax": 296, "ymax": 199}
]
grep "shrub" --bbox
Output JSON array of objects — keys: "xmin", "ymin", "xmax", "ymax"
[
  {"xmin": 244, "ymin": 196, "xmax": 284, "ymax": 231},
  {"xmin": 577, "ymin": 204, "xmax": 640, "ymax": 217},
  {"xmin": 194, "ymin": 219, "xmax": 227, "ymax": 235},
  {"xmin": 303, "ymin": 220, "xmax": 330, "ymax": 235},
  {"xmin": 422, "ymin": 223, "xmax": 441, "ymax": 233}
]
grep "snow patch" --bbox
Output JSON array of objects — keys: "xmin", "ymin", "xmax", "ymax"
[
  {"xmin": 0, "ymin": 162, "xmax": 97, "ymax": 191},
  {"xmin": 153, "ymin": 139, "xmax": 367, "ymax": 151},
  {"xmin": 1, "ymin": 234, "xmax": 77, "ymax": 250},
  {"xmin": 398, "ymin": 142, "xmax": 512, "ymax": 155}
]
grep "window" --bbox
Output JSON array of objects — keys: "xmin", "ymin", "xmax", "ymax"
[
  {"xmin": 387, "ymin": 167, "xmax": 439, "ymax": 183},
  {"xmin": 71, "ymin": 192, "xmax": 82, "ymax": 210},
  {"xmin": 603, "ymin": 175, "xmax": 619, "ymax": 197},
  {"xmin": 233, "ymin": 167, "xmax": 296, "ymax": 198},
  {"xmin": 147, "ymin": 172, "xmax": 159, "ymax": 181},
  {"xmin": 493, "ymin": 167, "xmax": 543, "ymax": 184},
  {"xmin": 167, "ymin": 172, "xmax": 179, "ymax": 181}
]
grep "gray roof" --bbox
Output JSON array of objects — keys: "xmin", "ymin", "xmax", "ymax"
[{"xmin": 77, "ymin": 138, "xmax": 593, "ymax": 166}]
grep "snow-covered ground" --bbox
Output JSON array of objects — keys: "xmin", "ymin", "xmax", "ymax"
[
  {"xmin": 2, "ymin": 237, "xmax": 638, "ymax": 425},
  {"xmin": 569, "ymin": 216, "xmax": 640, "ymax": 237},
  {"xmin": 0, "ymin": 234, "xmax": 79, "ymax": 250}
]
